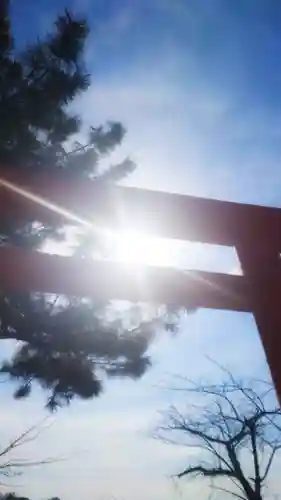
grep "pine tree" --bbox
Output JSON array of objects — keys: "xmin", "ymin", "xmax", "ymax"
[{"xmin": 0, "ymin": 2, "xmax": 156, "ymax": 410}]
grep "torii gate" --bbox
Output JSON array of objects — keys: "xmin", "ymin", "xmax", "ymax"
[{"xmin": 0, "ymin": 167, "xmax": 280, "ymax": 403}]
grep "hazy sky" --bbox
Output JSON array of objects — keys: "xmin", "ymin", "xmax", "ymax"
[{"xmin": 4, "ymin": 1, "xmax": 281, "ymax": 499}]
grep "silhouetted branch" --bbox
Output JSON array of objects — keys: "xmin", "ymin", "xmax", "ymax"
[
  {"xmin": 178, "ymin": 465, "xmax": 235, "ymax": 479},
  {"xmin": 157, "ymin": 367, "xmax": 281, "ymax": 500},
  {"xmin": 0, "ymin": 418, "xmax": 62, "ymax": 482}
]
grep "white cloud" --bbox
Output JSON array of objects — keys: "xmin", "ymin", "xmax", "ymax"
[
  {"xmin": 2, "ymin": 403, "xmax": 193, "ymax": 500},
  {"xmin": 6, "ymin": 2, "xmax": 281, "ymax": 499},
  {"xmin": 73, "ymin": 58, "xmax": 233, "ymax": 199}
]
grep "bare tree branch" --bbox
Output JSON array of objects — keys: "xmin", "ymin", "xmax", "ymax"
[
  {"xmin": 261, "ymin": 444, "xmax": 281, "ymax": 481},
  {"xmin": 0, "ymin": 417, "xmax": 62, "ymax": 483},
  {"xmin": 157, "ymin": 367, "xmax": 281, "ymax": 500},
  {"xmin": 178, "ymin": 465, "xmax": 235, "ymax": 479},
  {"xmin": 210, "ymin": 482, "xmax": 246, "ymax": 500}
]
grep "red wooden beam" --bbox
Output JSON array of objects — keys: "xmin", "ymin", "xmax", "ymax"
[
  {"xmin": 1, "ymin": 168, "xmax": 281, "ymax": 248},
  {"xmin": 238, "ymin": 238, "xmax": 281, "ymax": 407},
  {"xmin": 2, "ymin": 167, "xmax": 281, "ymax": 404},
  {"xmin": 0, "ymin": 246, "xmax": 249, "ymax": 312}
]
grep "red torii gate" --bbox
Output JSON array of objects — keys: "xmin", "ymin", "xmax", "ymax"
[{"xmin": 0, "ymin": 167, "xmax": 281, "ymax": 403}]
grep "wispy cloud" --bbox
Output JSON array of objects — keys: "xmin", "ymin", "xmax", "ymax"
[{"xmin": 7, "ymin": 1, "xmax": 281, "ymax": 499}]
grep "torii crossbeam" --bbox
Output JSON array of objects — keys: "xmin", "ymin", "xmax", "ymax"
[{"xmin": 0, "ymin": 167, "xmax": 281, "ymax": 403}]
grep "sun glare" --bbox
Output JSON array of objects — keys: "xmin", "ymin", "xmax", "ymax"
[
  {"xmin": 101, "ymin": 229, "xmax": 241, "ymax": 274},
  {"xmin": 107, "ymin": 230, "xmax": 172, "ymax": 267}
]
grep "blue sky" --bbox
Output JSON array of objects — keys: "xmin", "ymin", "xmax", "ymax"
[{"xmin": 4, "ymin": 1, "xmax": 281, "ymax": 499}]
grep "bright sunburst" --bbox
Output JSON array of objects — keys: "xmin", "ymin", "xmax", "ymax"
[
  {"xmin": 101, "ymin": 229, "xmax": 241, "ymax": 274},
  {"xmin": 106, "ymin": 230, "xmax": 173, "ymax": 267}
]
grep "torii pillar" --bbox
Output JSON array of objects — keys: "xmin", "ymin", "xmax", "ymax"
[{"xmin": 0, "ymin": 167, "xmax": 281, "ymax": 402}]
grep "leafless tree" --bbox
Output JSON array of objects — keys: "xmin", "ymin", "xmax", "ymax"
[
  {"xmin": 0, "ymin": 418, "xmax": 61, "ymax": 484},
  {"xmin": 157, "ymin": 368, "xmax": 281, "ymax": 500}
]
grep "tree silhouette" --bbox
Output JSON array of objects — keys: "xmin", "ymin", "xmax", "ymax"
[
  {"xmin": 0, "ymin": 495, "xmax": 30, "ymax": 500},
  {"xmin": 0, "ymin": 495, "xmax": 60, "ymax": 500},
  {"xmin": 0, "ymin": 2, "xmax": 166, "ymax": 409},
  {"xmin": 0, "ymin": 418, "xmax": 60, "ymax": 485},
  {"xmin": 158, "ymin": 370, "xmax": 281, "ymax": 500}
]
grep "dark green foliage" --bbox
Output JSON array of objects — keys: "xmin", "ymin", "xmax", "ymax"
[
  {"xmin": 0, "ymin": 496, "xmax": 59, "ymax": 500},
  {"xmin": 0, "ymin": 495, "xmax": 30, "ymax": 500},
  {"xmin": 0, "ymin": 292, "xmax": 153, "ymax": 410},
  {"xmin": 0, "ymin": 2, "xmax": 155, "ymax": 409}
]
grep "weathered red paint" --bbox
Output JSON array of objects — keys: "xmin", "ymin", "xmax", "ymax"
[
  {"xmin": 0, "ymin": 167, "xmax": 281, "ymax": 403},
  {"xmin": 237, "ymin": 236, "xmax": 281, "ymax": 405},
  {"xmin": 0, "ymin": 246, "xmax": 250, "ymax": 312},
  {"xmin": 1, "ymin": 167, "xmax": 281, "ymax": 247}
]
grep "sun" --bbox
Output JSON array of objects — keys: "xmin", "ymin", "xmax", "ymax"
[
  {"xmin": 105, "ymin": 230, "xmax": 173, "ymax": 267},
  {"xmin": 102, "ymin": 230, "xmax": 241, "ymax": 274}
]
